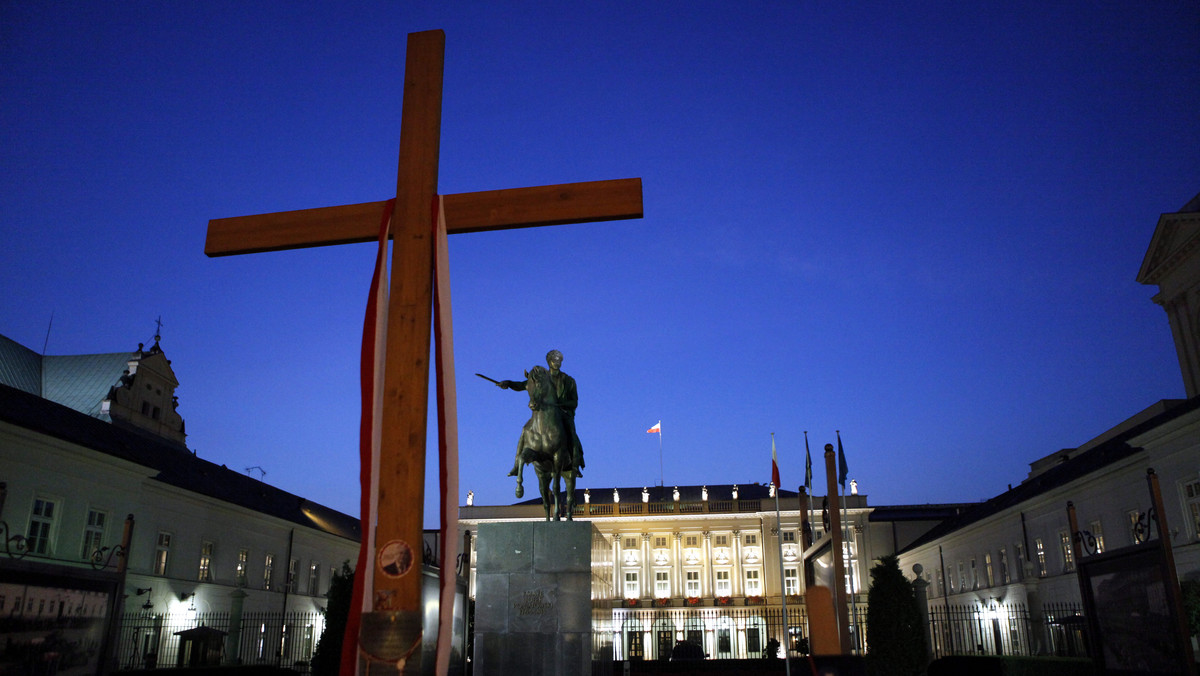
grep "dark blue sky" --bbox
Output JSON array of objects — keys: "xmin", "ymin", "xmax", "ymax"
[{"xmin": 2, "ymin": 2, "xmax": 1197, "ymax": 522}]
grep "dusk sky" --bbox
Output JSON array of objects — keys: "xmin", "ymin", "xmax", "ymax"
[{"xmin": 3, "ymin": 3, "xmax": 1198, "ymax": 526}]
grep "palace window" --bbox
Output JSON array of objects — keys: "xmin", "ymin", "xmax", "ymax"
[
  {"xmin": 154, "ymin": 532, "xmax": 171, "ymax": 576},
  {"xmin": 236, "ymin": 549, "xmax": 249, "ymax": 586},
  {"xmin": 308, "ymin": 562, "xmax": 321, "ymax": 595},
  {"xmin": 745, "ymin": 569, "xmax": 761, "ymax": 596},
  {"xmin": 744, "ymin": 533, "xmax": 758, "ymax": 546},
  {"xmin": 1184, "ymin": 478, "xmax": 1200, "ymax": 539},
  {"xmin": 1059, "ymin": 530, "xmax": 1075, "ymax": 572},
  {"xmin": 970, "ymin": 558, "xmax": 978, "ymax": 589},
  {"xmin": 1034, "ymin": 539, "xmax": 1046, "ymax": 577},
  {"xmin": 1127, "ymin": 510, "xmax": 1142, "ymax": 544},
  {"xmin": 1013, "ymin": 543, "xmax": 1025, "ymax": 580},
  {"xmin": 1089, "ymin": 520, "xmax": 1105, "ymax": 553},
  {"xmin": 654, "ymin": 571, "xmax": 669, "ymax": 598},
  {"xmin": 685, "ymin": 535, "xmax": 698, "ymax": 547},
  {"xmin": 781, "ymin": 530, "xmax": 796, "ymax": 543},
  {"xmin": 263, "ymin": 554, "xmax": 274, "ymax": 590},
  {"xmin": 715, "ymin": 570, "xmax": 731, "ymax": 596},
  {"xmin": 198, "ymin": 541, "xmax": 214, "ymax": 582},
  {"xmin": 654, "ymin": 536, "xmax": 667, "ymax": 548},
  {"xmin": 999, "ymin": 547, "xmax": 1009, "ymax": 584},
  {"xmin": 715, "ymin": 535, "xmax": 728, "ymax": 546},
  {"xmin": 984, "ymin": 553, "xmax": 994, "ymax": 587},
  {"xmin": 80, "ymin": 509, "xmax": 107, "ymax": 560},
  {"xmin": 783, "ymin": 567, "xmax": 798, "ymax": 595},
  {"xmin": 956, "ymin": 561, "xmax": 965, "ymax": 591},
  {"xmin": 935, "ymin": 569, "xmax": 945, "ymax": 597},
  {"xmin": 623, "ymin": 537, "xmax": 638, "ymax": 549},
  {"xmin": 288, "ymin": 558, "xmax": 299, "ymax": 593},
  {"xmin": 624, "ymin": 571, "xmax": 639, "ymax": 598},
  {"xmin": 685, "ymin": 570, "xmax": 700, "ymax": 597},
  {"xmin": 26, "ymin": 498, "xmax": 58, "ymax": 555}
]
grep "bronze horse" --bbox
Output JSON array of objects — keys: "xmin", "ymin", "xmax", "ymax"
[{"xmin": 514, "ymin": 365, "xmax": 576, "ymax": 520}]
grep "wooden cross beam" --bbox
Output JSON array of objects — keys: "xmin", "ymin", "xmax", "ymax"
[{"xmin": 205, "ymin": 29, "xmax": 642, "ymax": 673}]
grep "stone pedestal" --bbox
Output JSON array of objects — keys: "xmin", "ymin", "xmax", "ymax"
[{"xmin": 473, "ymin": 521, "xmax": 610, "ymax": 675}]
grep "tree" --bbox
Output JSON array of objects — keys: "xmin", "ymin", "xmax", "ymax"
[
  {"xmin": 866, "ymin": 554, "xmax": 926, "ymax": 676},
  {"xmin": 310, "ymin": 561, "xmax": 354, "ymax": 676},
  {"xmin": 1182, "ymin": 579, "xmax": 1200, "ymax": 638}
]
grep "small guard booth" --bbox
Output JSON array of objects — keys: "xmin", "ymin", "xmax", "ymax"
[{"xmin": 174, "ymin": 625, "xmax": 226, "ymax": 667}]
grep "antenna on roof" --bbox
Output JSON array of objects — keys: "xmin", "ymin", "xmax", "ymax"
[
  {"xmin": 244, "ymin": 466, "xmax": 267, "ymax": 481},
  {"xmin": 41, "ymin": 311, "xmax": 54, "ymax": 356}
]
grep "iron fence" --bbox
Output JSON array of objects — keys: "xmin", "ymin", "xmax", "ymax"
[
  {"xmin": 115, "ymin": 610, "xmax": 326, "ymax": 671},
  {"xmin": 927, "ymin": 601, "xmax": 1088, "ymax": 659},
  {"xmin": 603, "ymin": 603, "xmax": 870, "ymax": 661}
]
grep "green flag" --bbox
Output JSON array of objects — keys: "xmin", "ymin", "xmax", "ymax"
[
  {"xmin": 804, "ymin": 431, "xmax": 812, "ymax": 495},
  {"xmin": 837, "ymin": 431, "xmax": 848, "ymax": 488}
]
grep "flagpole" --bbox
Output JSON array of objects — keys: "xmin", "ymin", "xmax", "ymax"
[
  {"xmin": 771, "ymin": 433, "xmax": 793, "ymax": 676},
  {"xmin": 837, "ymin": 430, "xmax": 860, "ymax": 653},
  {"xmin": 658, "ymin": 422, "xmax": 664, "ymax": 487}
]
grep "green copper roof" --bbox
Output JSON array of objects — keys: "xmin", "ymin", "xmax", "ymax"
[
  {"xmin": 44, "ymin": 352, "xmax": 136, "ymax": 419},
  {"xmin": 0, "ymin": 333, "xmax": 41, "ymax": 395},
  {"xmin": 0, "ymin": 333, "xmax": 135, "ymax": 420}
]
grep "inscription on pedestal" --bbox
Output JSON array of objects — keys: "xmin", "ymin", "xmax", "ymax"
[{"xmin": 515, "ymin": 590, "xmax": 554, "ymax": 616}]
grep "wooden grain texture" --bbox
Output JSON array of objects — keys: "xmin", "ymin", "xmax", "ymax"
[
  {"xmin": 203, "ymin": 178, "xmax": 642, "ymax": 256},
  {"xmin": 442, "ymin": 178, "xmax": 643, "ymax": 233},
  {"xmin": 376, "ymin": 27, "xmax": 444, "ymax": 624},
  {"xmin": 205, "ymin": 201, "xmax": 390, "ymax": 256}
]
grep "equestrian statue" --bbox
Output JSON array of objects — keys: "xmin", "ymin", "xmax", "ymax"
[{"xmin": 479, "ymin": 349, "xmax": 585, "ymax": 521}]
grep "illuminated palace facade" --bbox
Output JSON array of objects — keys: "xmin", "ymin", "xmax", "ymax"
[{"xmin": 459, "ymin": 484, "xmax": 957, "ymax": 661}]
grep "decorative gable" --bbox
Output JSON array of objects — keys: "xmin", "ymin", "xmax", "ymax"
[
  {"xmin": 102, "ymin": 341, "xmax": 187, "ymax": 446},
  {"xmin": 1137, "ymin": 194, "xmax": 1200, "ymax": 289},
  {"xmin": 1138, "ymin": 191, "xmax": 1200, "ymax": 398}
]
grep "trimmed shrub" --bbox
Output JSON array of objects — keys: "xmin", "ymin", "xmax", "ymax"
[
  {"xmin": 865, "ymin": 554, "xmax": 925, "ymax": 676},
  {"xmin": 310, "ymin": 561, "xmax": 354, "ymax": 676}
]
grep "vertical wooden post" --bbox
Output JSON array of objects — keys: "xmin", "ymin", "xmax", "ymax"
[
  {"xmin": 1147, "ymin": 470, "xmax": 1198, "ymax": 676},
  {"xmin": 799, "ymin": 486, "xmax": 813, "ymax": 589},
  {"xmin": 824, "ymin": 444, "xmax": 851, "ymax": 654},
  {"xmin": 355, "ymin": 30, "xmax": 445, "ymax": 676}
]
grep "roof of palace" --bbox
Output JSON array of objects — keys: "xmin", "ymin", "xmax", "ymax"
[
  {"xmin": 897, "ymin": 396, "xmax": 1199, "ymax": 554},
  {"xmin": 0, "ymin": 332, "xmax": 139, "ymax": 421},
  {"xmin": 515, "ymin": 482, "xmax": 801, "ymax": 507},
  {"xmin": 0, "ymin": 352, "xmax": 360, "ymax": 542}
]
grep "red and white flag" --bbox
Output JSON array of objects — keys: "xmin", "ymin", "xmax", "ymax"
[
  {"xmin": 771, "ymin": 435, "xmax": 781, "ymax": 488},
  {"xmin": 342, "ymin": 197, "xmax": 460, "ymax": 676},
  {"xmin": 647, "ymin": 421, "xmax": 661, "ymax": 434},
  {"xmin": 432, "ymin": 195, "xmax": 460, "ymax": 676},
  {"xmin": 341, "ymin": 199, "xmax": 394, "ymax": 676}
]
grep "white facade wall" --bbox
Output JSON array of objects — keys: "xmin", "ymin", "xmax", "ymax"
[
  {"xmin": 0, "ymin": 419, "xmax": 359, "ymax": 618},
  {"xmin": 896, "ymin": 404, "xmax": 1200, "ymax": 611}
]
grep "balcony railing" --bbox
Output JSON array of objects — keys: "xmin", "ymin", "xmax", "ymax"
[{"xmin": 575, "ymin": 500, "xmax": 765, "ymax": 518}]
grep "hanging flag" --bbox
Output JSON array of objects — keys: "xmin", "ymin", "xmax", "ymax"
[
  {"xmin": 771, "ymin": 434, "xmax": 781, "ymax": 488},
  {"xmin": 647, "ymin": 421, "xmax": 661, "ymax": 434},
  {"xmin": 342, "ymin": 199, "xmax": 394, "ymax": 676},
  {"xmin": 804, "ymin": 431, "xmax": 813, "ymax": 495},
  {"xmin": 431, "ymin": 195, "xmax": 460, "ymax": 676},
  {"xmin": 837, "ymin": 431, "xmax": 849, "ymax": 488}
]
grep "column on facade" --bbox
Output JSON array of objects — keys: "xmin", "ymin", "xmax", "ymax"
[
  {"xmin": 851, "ymin": 524, "xmax": 864, "ymax": 596},
  {"xmin": 641, "ymin": 532, "xmax": 651, "ymax": 600},
  {"xmin": 703, "ymin": 531, "xmax": 713, "ymax": 597},
  {"xmin": 673, "ymin": 532, "xmax": 683, "ymax": 599},
  {"xmin": 732, "ymin": 529, "xmax": 743, "ymax": 597},
  {"xmin": 912, "ymin": 563, "xmax": 933, "ymax": 664},
  {"xmin": 613, "ymin": 535, "xmax": 622, "ymax": 599},
  {"xmin": 766, "ymin": 525, "xmax": 781, "ymax": 598}
]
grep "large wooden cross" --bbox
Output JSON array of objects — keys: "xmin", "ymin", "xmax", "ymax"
[{"xmin": 205, "ymin": 29, "xmax": 642, "ymax": 671}]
